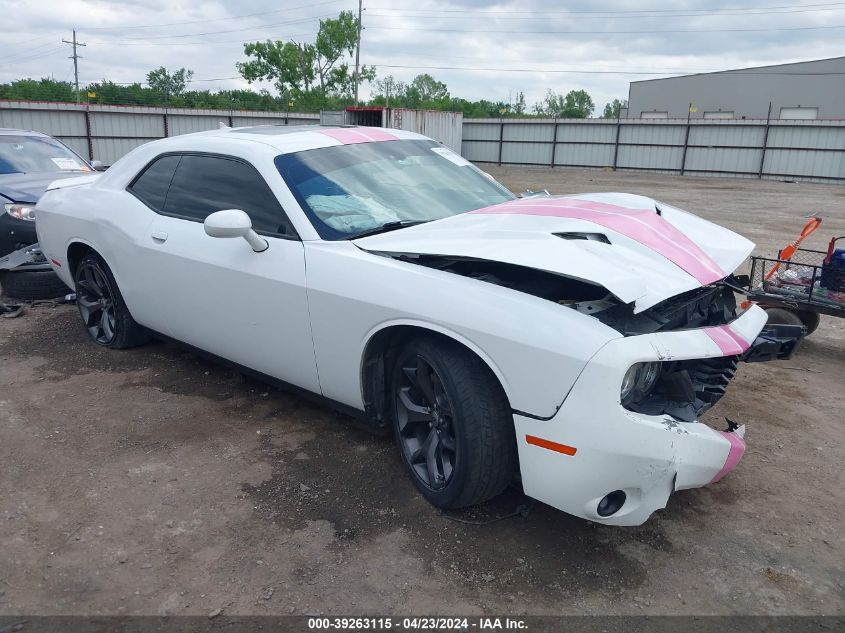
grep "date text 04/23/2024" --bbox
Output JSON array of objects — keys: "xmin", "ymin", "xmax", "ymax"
[{"xmin": 307, "ymin": 617, "xmax": 528, "ymax": 630}]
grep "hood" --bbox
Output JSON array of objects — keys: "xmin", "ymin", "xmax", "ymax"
[
  {"xmin": 0, "ymin": 171, "xmax": 89, "ymax": 203},
  {"xmin": 355, "ymin": 193, "xmax": 753, "ymax": 313}
]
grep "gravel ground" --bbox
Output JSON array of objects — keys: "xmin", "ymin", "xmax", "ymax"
[{"xmin": 1, "ymin": 167, "xmax": 843, "ymax": 617}]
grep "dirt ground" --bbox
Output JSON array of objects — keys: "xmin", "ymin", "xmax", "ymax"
[{"xmin": 1, "ymin": 168, "xmax": 843, "ymax": 617}]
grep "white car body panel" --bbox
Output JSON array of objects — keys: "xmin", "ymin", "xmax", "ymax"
[
  {"xmin": 34, "ymin": 125, "xmax": 774, "ymax": 526},
  {"xmin": 139, "ymin": 216, "xmax": 319, "ymax": 392},
  {"xmin": 515, "ymin": 305, "xmax": 767, "ymax": 525},
  {"xmin": 303, "ymin": 240, "xmax": 617, "ymax": 417},
  {"xmin": 357, "ymin": 193, "xmax": 753, "ymax": 313}
]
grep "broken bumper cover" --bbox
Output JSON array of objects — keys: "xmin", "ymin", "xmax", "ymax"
[
  {"xmin": 513, "ymin": 304, "xmax": 770, "ymax": 526},
  {"xmin": 742, "ymin": 323, "xmax": 804, "ymax": 362},
  {"xmin": 0, "ymin": 242, "xmax": 52, "ymax": 272}
]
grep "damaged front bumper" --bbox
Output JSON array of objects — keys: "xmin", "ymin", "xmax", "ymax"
[{"xmin": 513, "ymin": 304, "xmax": 800, "ymax": 526}]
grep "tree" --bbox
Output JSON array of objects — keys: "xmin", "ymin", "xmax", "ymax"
[
  {"xmin": 562, "ymin": 89, "xmax": 595, "ymax": 118},
  {"xmin": 406, "ymin": 74, "xmax": 449, "ymax": 107},
  {"xmin": 532, "ymin": 89, "xmax": 567, "ymax": 116},
  {"xmin": 146, "ymin": 67, "xmax": 194, "ymax": 99},
  {"xmin": 371, "ymin": 75, "xmax": 407, "ymax": 106},
  {"xmin": 603, "ymin": 98, "xmax": 628, "ymax": 119},
  {"xmin": 532, "ymin": 88, "xmax": 595, "ymax": 118},
  {"xmin": 0, "ymin": 78, "xmax": 75, "ymax": 102},
  {"xmin": 513, "ymin": 91, "xmax": 527, "ymax": 115},
  {"xmin": 237, "ymin": 11, "xmax": 373, "ymax": 105}
]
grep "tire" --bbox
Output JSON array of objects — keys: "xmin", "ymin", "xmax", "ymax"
[
  {"xmin": 0, "ymin": 269, "xmax": 70, "ymax": 300},
  {"xmin": 796, "ymin": 310, "xmax": 821, "ymax": 335},
  {"xmin": 391, "ymin": 336, "xmax": 516, "ymax": 509},
  {"xmin": 764, "ymin": 307, "xmax": 804, "ymax": 328},
  {"xmin": 74, "ymin": 252, "xmax": 149, "ymax": 349}
]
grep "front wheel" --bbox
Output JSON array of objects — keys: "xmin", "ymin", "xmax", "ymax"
[
  {"xmin": 74, "ymin": 252, "xmax": 149, "ymax": 349},
  {"xmin": 391, "ymin": 337, "xmax": 516, "ymax": 509}
]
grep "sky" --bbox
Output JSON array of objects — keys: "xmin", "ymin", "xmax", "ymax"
[{"xmin": 2, "ymin": 0, "xmax": 844, "ymax": 112}]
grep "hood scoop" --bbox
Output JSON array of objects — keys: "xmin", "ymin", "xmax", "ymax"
[{"xmin": 555, "ymin": 232, "xmax": 610, "ymax": 244}]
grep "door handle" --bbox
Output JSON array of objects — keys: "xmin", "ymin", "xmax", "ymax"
[{"xmin": 151, "ymin": 230, "xmax": 168, "ymax": 243}]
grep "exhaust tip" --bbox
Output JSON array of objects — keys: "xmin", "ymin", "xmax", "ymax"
[{"xmin": 597, "ymin": 490, "xmax": 627, "ymax": 517}]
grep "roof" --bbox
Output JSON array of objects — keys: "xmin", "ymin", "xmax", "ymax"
[
  {"xmin": 229, "ymin": 123, "xmax": 329, "ymax": 136},
  {"xmin": 187, "ymin": 124, "xmax": 427, "ymax": 153},
  {"xmin": 631, "ymin": 55, "xmax": 845, "ymax": 84},
  {"xmin": 122, "ymin": 124, "xmax": 429, "ymax": 159}
]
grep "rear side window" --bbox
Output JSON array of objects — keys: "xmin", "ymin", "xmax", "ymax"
[
  {"xmin": 128, "ymin": 154, "xmax": 180, "ymax": 211},
  {"xmin": 163, "ymin": 154, "xmax": 295, "ymax": 237}
]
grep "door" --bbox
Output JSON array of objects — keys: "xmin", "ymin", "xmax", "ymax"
[{"xmin": 135, "ymin": 152, "xmax": 320, "ymax": 393}]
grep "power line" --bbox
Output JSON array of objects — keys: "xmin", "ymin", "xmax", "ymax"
[
  {"xmin": 366, "ymin": 23, "xmax": 845, "ymax": 34},
  {"xmin": 366, "ymin": 1, "xmax": 845, "ymax": 14},
  {"xmin": 374, "ymin": 63, "xmax": 845, "ymax": 76},
  {"xmin": 83, "ymin": 0, "xmax": 348, "ymax": 30},
  {"xmin": 80, "ymin": 77, "xmax": 243, "ymax": 85},
  {"xmin": 367, "ymin": 5, "xmax": 845, "ymax": 21},
  {"xmin": 100, "ymin": 13, "xmax": 336, "ymax": 41},
  {"xmin": 3, "ymin": 43, "xmax": 66, "ymax": 64},
  {"xmin": 85, "ymin": 32, "xmax": 319, "ymax": 47}
]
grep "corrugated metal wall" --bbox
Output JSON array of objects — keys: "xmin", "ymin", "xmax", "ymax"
[
  {"xmin": 462, "ymin": 117, "xmax": 845, "ymax": 183},
  {"xmin": 0, "ymin": 101, "xmax": 319, "ymax": 165},
  {"xmin": 386, "ymin": 109, "xmax": 463, "ymax": 154},
  {"xmin": 4, "ymin": 101, "xmax": 842, "ymax": 183}
]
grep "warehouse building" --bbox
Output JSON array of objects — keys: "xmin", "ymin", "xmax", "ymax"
[{"xmin": 627, "ymin": 56, "xmax": 845, "ymax": 120}]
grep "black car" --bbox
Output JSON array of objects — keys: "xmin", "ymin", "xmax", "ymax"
[{"xmin": 0, "ymin": 128, "xmax": 103, "ymax": 299}]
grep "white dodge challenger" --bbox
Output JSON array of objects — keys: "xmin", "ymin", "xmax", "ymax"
[{"xmin": 34, "ymin": 125, "xmax": 801, "ymax": 525}]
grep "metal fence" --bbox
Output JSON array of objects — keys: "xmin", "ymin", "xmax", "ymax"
[
  {"xmin": 461, "ymin": 117, "xmax": 845, "ymax": 184},
  {"xmin": 0, "ymin": 101, "xmax": 319, "ymax": 166},
  {"xmin": 3, "ymin": 101, "xmax": 844, "ymax": 184}
]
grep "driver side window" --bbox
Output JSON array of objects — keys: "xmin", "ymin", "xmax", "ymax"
[{"xmin": 130, "ymin": 153, "xmax": 297, "ymax": 238}]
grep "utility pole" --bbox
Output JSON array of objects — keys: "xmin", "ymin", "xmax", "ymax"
[
  {"xmin": 62, "ymin": 30, "xmax": 86, "ymax": 104},
  {"xmin": 353, "ymin": 0, "xmax": 363, "ymax": 106}
]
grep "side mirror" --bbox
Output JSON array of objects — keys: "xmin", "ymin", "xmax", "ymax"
[
  {"xmin": 90, "ymin": 160, "xmax": 106, "ymax": 172},
  {"xmin": 204, "ymin": 209, "xmax": 268, "ymax": 252}
]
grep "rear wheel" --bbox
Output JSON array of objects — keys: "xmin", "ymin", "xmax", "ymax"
[
  {"xmin": 764, "ymin": 307, "xmax": 804, "ymax": 329},
  {"xmin": 391, "ymin": 337, "xmax": 516, "ymax": 509},
  {"xmin": 74, "ymin": 253, "xmax": 149, "ymax": 349},
  {"xmin": 795, "ymin": 310, "xmax": 821, "ymax": 335}
]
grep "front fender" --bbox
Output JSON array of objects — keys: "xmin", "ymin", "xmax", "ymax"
[{"xmin": 305, "ymin": 241, "xmax": 620, "ymax": 417}]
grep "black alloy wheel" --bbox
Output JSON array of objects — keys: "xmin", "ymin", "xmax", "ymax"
[
  {"xmin": 391, "ymin": 337, "xmax": 517, "ymax": 510},
  {"xmin": 76, "ymin": 258, "xmax": 117, "ymax": 345},
  {"xmin": 395, "ymin": 354, "xmax": 457, "ymax": 491},
  {"xmin": 73, "ymin": 252, "xmax": 149, "ymax": 349}
]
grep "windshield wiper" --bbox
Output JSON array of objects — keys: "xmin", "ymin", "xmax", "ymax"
[{"xmin": 345, "ymin": 220, "xmax": 429, "ymax": 240}]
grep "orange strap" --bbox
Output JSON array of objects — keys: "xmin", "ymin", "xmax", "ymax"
[{"xmin": 764, "ymin": 217, "xmax": 822, "ymax": 280}]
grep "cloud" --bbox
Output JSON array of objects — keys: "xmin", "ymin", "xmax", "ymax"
[{"xmin": 1, "ymin": 0, "xmax": 842, "ymax": 111}]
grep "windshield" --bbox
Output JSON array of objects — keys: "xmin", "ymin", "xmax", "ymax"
[
  {"xmin": 0, "ymin": 135, "xmax": 90, "ymax": 175},
  {"xmin": 275, "ymin": 139, "xmax": 514, "ymax": 239}
]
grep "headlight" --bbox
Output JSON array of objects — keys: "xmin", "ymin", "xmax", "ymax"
[
  {"xmin": 620, "ymin": 361, "xmax": 662, "ymax": 405},
  {"xmin": 5, "ymin": 203, "xmax": 36, "ymax": 221},
  {"xmin": 620, "ymin": 365, "xmax": 639, "ymax": 402}
]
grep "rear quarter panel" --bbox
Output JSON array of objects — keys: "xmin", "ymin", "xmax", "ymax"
[{"xmin": 36, "ymin": 184, "xmax": 160, "ymax": 327}]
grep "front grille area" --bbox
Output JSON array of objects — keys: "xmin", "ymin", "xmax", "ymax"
[
  {"xmin": 689, "ymin": 356, "xmax": 739, "ymax": 413},
  {"xmin": 626, "ymin": 355, "xmax": 739, "ymax": 422},
  {"xmin": 596, "ymin": 283, "xmax": 738, "ymax": 336}
]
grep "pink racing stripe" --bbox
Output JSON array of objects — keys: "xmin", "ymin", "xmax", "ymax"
[
  {"xmin": 704, "ymin": 324, "xmax": 750, "ymax": 356},
  {"xmin": 319, "ymin": 127, "xmax": 399, "ymax": 144},
  {"xmin": 710, "ymin": 430, "xmax": 746, "ymax": 483},
  {"xmin": 470, "ymin": 199, "xmax": 725, "ymax": 284}
]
